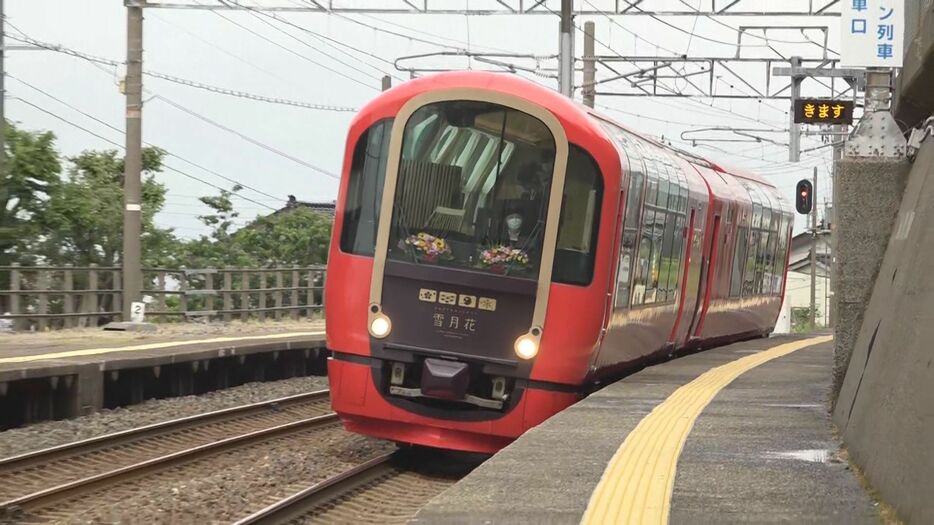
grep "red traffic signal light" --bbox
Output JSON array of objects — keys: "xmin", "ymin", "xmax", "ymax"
[{"xmin": 795, "ymin": 179, "xmax": 813, "ymax": 214}]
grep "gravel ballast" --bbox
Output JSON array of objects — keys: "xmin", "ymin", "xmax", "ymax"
[
  {"xmin": 31, "ymin": 426, "xmax": 394, "ymax": 524},
  {"xmin": 0, "ymin": 375, "xmax": 330, "ymax": 459}
]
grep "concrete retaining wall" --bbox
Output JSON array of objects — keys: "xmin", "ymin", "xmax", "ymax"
[
  {"xmin": 833, "ymin": 137, "xmax": 934, "ymax": 523},
  {"xmin": 831, "ymin": 158, "xmax": 910, "ymax": 398}
]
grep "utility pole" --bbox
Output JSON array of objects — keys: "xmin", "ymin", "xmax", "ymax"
[
  {"xmin": 582, "ymin": 21, "xmax": 595, "ymax": 108},
  {"xmin": 774, "ymin": 58, "xmax": 862, "ymax": 163},
  {"xmin": 828, "ymin": 123, "xmax": 845, "ymax": 328},
  {"xmin": 788, "ymin": 56, "xmax": 802, "ymax": 162},
  {"xmin": 810, "ymin": 166, "xmax": 818, "ymax": 328},
  {"xmin": 381, "ymin": 75, "xmax": 391, "ymax": 92},
  {"xmin": 122, "ymin": 3, "xmax": 144, "ymax": 321},
  {"xmin": 558, "ymin": 0, "xmax": 573, "ymax": 98},
  {"xmin": 1, "ymin": 0, "xmax": 6, "ymax": 167}
]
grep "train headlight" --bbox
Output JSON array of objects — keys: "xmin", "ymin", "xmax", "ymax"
[
  {"xmin": 369, "ymin": 314, "xmax": 392, "ymax": 338},
  {"xmin": 514, "ymin": 334, "xmax": 539, "ymax": 360}
]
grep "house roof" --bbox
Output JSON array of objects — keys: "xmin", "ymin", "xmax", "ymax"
[{"xmin": 278, "ymin": 195, "xmax": 336, "ymax": 217}]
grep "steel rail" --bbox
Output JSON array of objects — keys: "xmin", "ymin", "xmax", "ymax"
[
  {"xmin": 0, "ymin": 389, "xmax": 330, "ymax": 474},
  {"xmin": 234, "ymin": 453, "xmax": 396, "ymax": 525},
  {"xmin": 0, "ymin": 411, "xmax": 338, "ymax": 513}
]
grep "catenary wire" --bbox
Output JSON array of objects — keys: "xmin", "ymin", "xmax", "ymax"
[
  {"xmin": 10, "ymin": 96, "xmax": 277, "ymax": 211},
  {"xmin": 210, "ymin": 0, "xmax": 388, "ymax": 86},
  {"xmin": 218, "ymin": 0, "xmax": 405, "ymax": 81},
  {"xmin": 6, "ymin": 73, "xmax": 290, "ymax": 203},
  {"xmin": 20, "ymin": 41, "xmax": 341, "ymax": 181},
  {"xmin": 4, "ymin": 31, "xmax": 359, "ymax": 112}
]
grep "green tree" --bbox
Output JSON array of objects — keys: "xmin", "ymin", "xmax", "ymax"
[
  {"xmin": 182, "ymin": 187, "xmax": 332, "ymax": 268},
  {"xmin": 234, "ymin": 206, "xmax": 332, "ymax": 266},
  {"xmin": 37, "ymin": 147, "xmax": 180, "ymax": 267},
  {"xmin": 0, "ymin": 124, "xmax": 61, "ymax": 266},
  {"xmin": 181, "ymin": 184, "xmax": 254, "ymax": 268}
]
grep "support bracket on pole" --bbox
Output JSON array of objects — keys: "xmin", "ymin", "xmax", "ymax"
[{"xmin": 844, "ymin": 69, "xmax": 906, "ymax": 159}]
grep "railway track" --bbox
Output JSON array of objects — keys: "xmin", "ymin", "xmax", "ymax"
[
  {"xmin": 237, "ymin": 449, "xmax": 479, "ymax": 525},
  {"xmin": 0, "ymin": 389, "xmax": 337, "ymax": 520}
]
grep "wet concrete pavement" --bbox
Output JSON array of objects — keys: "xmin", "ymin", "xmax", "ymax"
[{"xmin": 414, "ymin": 334, "xmax": 878, "ymax": 524}]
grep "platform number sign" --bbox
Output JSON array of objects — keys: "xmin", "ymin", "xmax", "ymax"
[
  {"xmin": 794, "ymin": 99, "xmax": 854, "ymax": 125},
  {"xmin": 841, "ymin": 0, "xmax": 903, "ymax": 67},
  {"xmin": 130, "ymin": 301, "xmax": 146, "ymax": 323}
]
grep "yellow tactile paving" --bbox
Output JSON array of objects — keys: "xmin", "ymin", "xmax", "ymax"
[
  {"xmin": 580, "ymin": 335, "xmax": 833, "ymax": 525},
  {"xmin": 0, "ymin": 331, "xmax": 326, "ymax": 365}
]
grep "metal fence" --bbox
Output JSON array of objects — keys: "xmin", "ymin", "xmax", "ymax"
[{"xmin": 0, "ymin": 264, "xmax": 327, "ymax": 331}]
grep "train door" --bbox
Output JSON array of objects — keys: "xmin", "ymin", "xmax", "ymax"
[
  {"xmin": 687, "ymin": 212, "xmax": 721, "ymax": 342},
  {"xmin": 668, "ymin": 209, "xmax": 696, "ymax": 343}
]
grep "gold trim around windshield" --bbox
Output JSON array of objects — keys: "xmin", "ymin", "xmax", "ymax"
[{"xmin": 367, "ymin": 88, "xmax": 570, "ymax": 346}]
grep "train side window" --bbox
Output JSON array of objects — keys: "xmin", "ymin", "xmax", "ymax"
[
  {"xmin": 756, "ymin": 225, "xmax": 770, "ymax": 295},
  {"xmin": 743, "ymin": 229, "xmax": 759, "ymax": 296},
  {"xmin": 762, "ymin": 208, "xmax": 778, "ymax": 294},
  {"xmin": 666, "ymin": 214, "xmax": 686, "ymax": 298},
  {"xmin": 772, "ymin": 216, "xmax": 789, "ymax": 294},
  {"xmin": 340, "ymin": 119, "xmax": 393, "ymax": 256},
  {"xmin": 646, "ymin": 209, "xmax": 665, "ymax": 304},
  {"xmin": 553, "ymin": 145, "xmax": 604, "ymax": 286},
  {"xmin": 657, "ymin": 171, "xmax": 670, "ymax": 210},
  {"xmin": 658, "ymin": 209, "xmax": 678, "ymax": 302},
  {"xmin": 613, "ymin": 136, "xmax": 646, "ymax": 309},
  {"xmin": 730, "ymin": 226, "xmax": 748, "ymax": 297},
  {"xmin": 632, "ymin": 209, "xmax": 655, "ymax": 305}
]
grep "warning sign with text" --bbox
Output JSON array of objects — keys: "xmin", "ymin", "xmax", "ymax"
[{"xmin": 793, "ymin": 99, "xmax": 855, "ymax": 125}]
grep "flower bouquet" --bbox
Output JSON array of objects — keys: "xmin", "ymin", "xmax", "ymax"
[
  {"xmin": 480, "ymin": 245, "xmax": 530, "ymax": 274},
  {"xmin": 404, "ymin": 232, "xmax": 452, "ymax": 264}
]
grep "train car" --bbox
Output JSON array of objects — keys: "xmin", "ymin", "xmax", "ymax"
[{"xmin": 325, "ymin": 71, "xmax": 793, "ymax": 454}]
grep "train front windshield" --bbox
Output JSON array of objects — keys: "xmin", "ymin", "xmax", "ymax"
[{"xmin": 387, "ymin": 101, "xmax": 557, "ymax": 279}]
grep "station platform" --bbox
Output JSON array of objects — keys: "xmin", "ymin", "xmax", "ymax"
[
  {"xmin": 0, "ymin": 323, "xmax": 326, "ymax": 428},
  {"xmin": 415, "ymin": 334, "xmax": 880, "ymax": 524}
]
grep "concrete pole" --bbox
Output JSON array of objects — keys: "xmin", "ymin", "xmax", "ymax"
[
  {"xmin": 381, "ymin": 75, "xmax": 391, "ymax": 91},
  {"xmin": 122, "ymin": 4, "xmax": 144, "ymax": 321},
  {"xmin": 788, "ymin": 56, "xmax": 802, "ymax": 162},
  {"xmin": 558, "ymin": 0, "xmax": 574, "ymax": 98},
  {"xmin": 828, "ymin": 124, "xmax": 845, "ymax": 327},
  {"xmin": 582, "ymin": 21, "xmax": 595, "ymax": 108},
  {"xmin": 810, "ymin": 166, "xmax": 818, "ymax": 327},
  {"xmin": 0, "ymin": 0, "xmax": 6, "ymax": 166}
]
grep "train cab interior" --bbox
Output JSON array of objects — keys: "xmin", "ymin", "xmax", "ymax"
[{"xmin": 386, "ymin": 100, "xmax": 557, "ymax": 278}]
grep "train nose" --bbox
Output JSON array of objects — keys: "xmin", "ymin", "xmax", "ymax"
[{"xmin": 420, "ymin": 358, "xmax": 470, "ymax": 400}]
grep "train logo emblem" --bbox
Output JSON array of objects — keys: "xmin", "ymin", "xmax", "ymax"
[
  {"xmin": 478, "ymin": 297, "xmax": 497, "ymax": 311},
  {"xmin": 458, "ymin": 295, "xmax": 477, "ymax": 308},
  {"xmin": 418, "ymin": 289, "xmax": 437, "ymax": 302},
  {"xmin": 438, "ymin": 292, "xmax": 457, "ymax": 305}
]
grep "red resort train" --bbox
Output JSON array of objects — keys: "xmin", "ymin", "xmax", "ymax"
[{"xmin": 325, "ymin": 71, "xmax": 793, "ymax": 454}]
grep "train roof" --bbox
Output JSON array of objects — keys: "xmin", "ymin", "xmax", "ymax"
[{"xmin": 360, "ymin": 71, "xmax": 778, "ymax": 190}]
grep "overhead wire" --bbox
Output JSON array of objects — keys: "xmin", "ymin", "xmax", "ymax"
[
  {"xmin": 10, "ymin": 95, "xmax": 278, "ymax": 211},
  {"xmin": 147, "ymin": 11, "xmax": 295, "ymax": 85},
  {"xmin": 197, "ymin": 1, "xmax": 379, "ymax": 90},
  {"xmin": 7, "ymin": 73, "xmax": 295, "ymax": 203},
  {"xmin": 16, "ymin": 41, "xmax": 341, "ymax": 181},
  {"xmin": 212, "ymin": 0, "xmax": 397, "ymax": 85},
  {"xmin": 217, "ymin": 0, "xmax": 405, "ymax": 82},
  {"xmin": 673, "ymin": 0, "xmax": 841, "ymax": 54},
  {"xmin": 4, "ymin": 31, "xmax": 359, "ymax": 112},
  {"xmin": 324, "ymin": 6, "xmax": 515, "ymax": 54},
  {"xmin": 295, "ymin": 1, "xmax": 464, "ymax": 52},
  {"xmin": 152, "ymin": 94, "xmax": 339, "ymax": 179},
  {"xmin": 577, "ymin": 0, "xmax": 791, "ymax": 125}
]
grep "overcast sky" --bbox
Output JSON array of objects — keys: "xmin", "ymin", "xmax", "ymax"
[{"xmin": 8, "ymin": 0, "xmax": 846, "ymax": 238}]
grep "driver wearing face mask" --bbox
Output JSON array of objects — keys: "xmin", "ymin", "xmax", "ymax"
[{"xmin": 504, "ymin": 211, "xmax": 524, "ymax": 247}]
